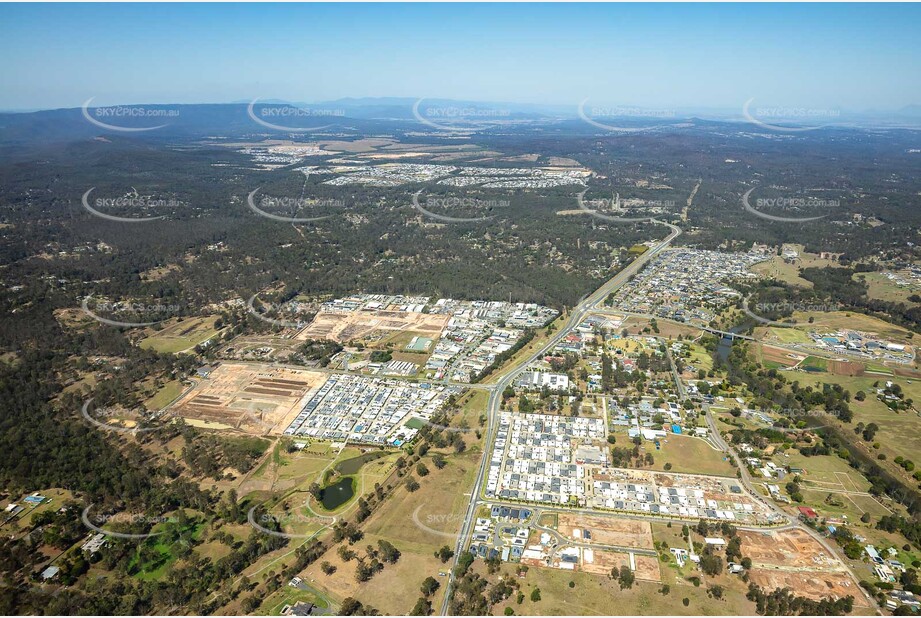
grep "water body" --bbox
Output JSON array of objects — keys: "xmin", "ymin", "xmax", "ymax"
[
  {"xmin": 336, "ymin": 450, "xmax": 386, "ymax": 475},
  {"xmin": 716, "ymin": 322, "xmax": 752, "ymax": 364},
  {"xmin": 320, "ymin": 476, "xmax": 355, "ymax": 510}
]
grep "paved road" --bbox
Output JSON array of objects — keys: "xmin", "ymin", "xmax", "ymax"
[
  {"xmin": 527, "ymin": 508, "xmax": 658, "ymax": 558},
  {"xmin": 439, "ymin": 220, "xmax": 680, "ymax": 615},
  {"xmin": 481, "ymin": 504, "xmax": 658, "ymax": 564},
  {"xmin": 590, "ymin": 307, "xmax": 755, "ymax": 341},
  {"xmin": 699, "ymin": 401, "xmax": 878, "ymax": 611},
  {"xmin": 668, "ymin": 335, "xmax": 877, "ymax": 611},
  {"xmin": 681, "ymin": 179, "xmax": 701, "ymax": 222},
  {"xmin": 440, "ymin": 217, "xmax": 878, "ymax": 614}
]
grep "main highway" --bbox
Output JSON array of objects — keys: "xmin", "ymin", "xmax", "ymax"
[
  {"xmin": 439, "ymin": 220, "xmax": 680, "ymax": 615},
  {"xmin": 439, "ymin": 216, "xmax": 878, "ymax": 614}
]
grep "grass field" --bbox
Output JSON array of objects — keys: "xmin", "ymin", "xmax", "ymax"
[
  {"xmin": 454, "ymin": 389, "xmax": 490, "ymax": 435},
  {"xmin": 245, "ymin": 443, "xmax": 352, "ymax": 496},
  {"xmin": 251, "ymin": 444, "xmax": 399, "ymax": 522},
  {"xmin": 621, "ymin": 317, "xmax": 702, "ymax": 340},
  {"xmin": 641, "ymin": 434, "xmax": 736, "ymax": 477},
  {"xmin": 144, "ymin": 379, "xmax": 185, "ymax": 410},
  {"xmin": 300, "ymin": 447, "xmax": 481, "ymax": 614},
  {"xmin": 683, "ymin": 343, "xmax": 714, "ymax": 374},
  {"xmin": 130, "ymin": 518, "xmax": 205, "ymax": 581},
  {"xmin": 793, "ymin": 311, "xmax": 914, "ymax": 345},
  {"xmin": 755, "ymin": 326, "xmax": 812, "ymax": 345},
  {"xmin": 258, "ymin": 583, "xmax": 331, "ymax": 616},
  {"xmin": 778, "ymin": 450, "xmax": 894, "ymax": 521},
  {"xmin": 486, "ymin": 554, "xmax": 756, "ymax": 616},
  {"xmin": 750, "ymin": 247, "xmax": 843, "ymax": 288},
  {"xmin": 139, "ymin": 315, "xmax": 222, "ymax": 354},
  {"xmin": 193, "ymin": 537, "xmax": 233, "ymax": 562},
  {"xmin": 783, "ymin": 449, "xmax": 872, "ymax": 492},
  {"xmin": 606, "ymin": 338, "xmax": 646, "ymax": 354},
  {"xmin": 303, "ymin": 540, "xmax": 444, "ymax": 615},
  {"xmin": 798, "ymin": 373, "xmax": 921, "ymax": 464},
  {"xmin": 377, "ymin": 329, "xmax": 437, "ymax": 351},
  {"xmin": 711, "ymin": 408, "xmax": 763, "ymax": 432},
  {"xmin": 275, "ymin": 444, "xmax": 349, "ymax": 483},
  {"xmin": 799, "ymin": 356, "xmax": 828, "ymax": 372},
  {"xmin": 867, "ymin": 363, "xmax": 896, "ymax": 376},
  {"xmin": 856, "ymin": 271, "xmax": 921, "ymax": 307}
]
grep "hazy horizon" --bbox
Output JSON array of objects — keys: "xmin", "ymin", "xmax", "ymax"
[{"xmin": 2, "ymin": 3, "xmax": 920, "ymax": 112}]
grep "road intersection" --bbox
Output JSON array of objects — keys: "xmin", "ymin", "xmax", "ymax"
[
  {"xmin": 439, "ymin": 218, "xmax": 878, "ymax": 614},
  {"xmin": 439, "ymin": 220, "xmax": 680, "ymax": 614}
]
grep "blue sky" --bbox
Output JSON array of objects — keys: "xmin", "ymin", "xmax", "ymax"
[{"xmin": 1, "ymin": 3, "xmax": 919, "ymax": 111}]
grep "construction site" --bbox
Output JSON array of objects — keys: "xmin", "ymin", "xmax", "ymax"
[
  {"xmin": 579, "ymin": 548, "xmax": 662, "ymax": 581},
  {"xmin": 556, "ymin": 513, "xmax": 654, "ymax": 550},
  {"xmin": 294, "ymin": 308, "xmax": 448, "ymax": 344},
  {"xmin": 171, "ymin": 362, "xmax": 326, "ymax": 433},
  {"xmin": 739, "ymin": 529, "xmax": 868, "ymax": 606}
]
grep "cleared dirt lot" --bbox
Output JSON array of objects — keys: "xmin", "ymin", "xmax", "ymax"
[
  {"xmin": 739, "ymin": 528, "xmax": 839, "ymax": 569},
  {"xmin": 581, "ymin": 548, "xmax": 661, "ymax": 582},
  {"xmin": 759, "ymin": 343, "xmax": 806, "ymax": 368},
  {"xmin": 558, "ymin": 513, "xmax": 653, "ymax": 549},
  {"xmin": 171, "ymin": 362, "xmax": 326, "ymax": 433},
  {"xmin": 826, "ymin": 359, "xmax": 865, "ymax": 376},
  {"xmin": 740, "ymin": 529, "xmax": 868, "ymax": 606},
  {"xmin": 748, "ymin": 570, "xmax": 865, "ymax": 606},
  {"xmin": 295, "ymin": 310, "xmax": 448, "ymax": 343}
]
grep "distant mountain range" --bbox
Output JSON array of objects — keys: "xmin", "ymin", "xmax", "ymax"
[
  {"xmin": 0, "ymin": 97, "xmax": 917, "ymax": 153},
  {"xmin": 233, "ymin": 96, "xmax": 921, "ymax": 125}
]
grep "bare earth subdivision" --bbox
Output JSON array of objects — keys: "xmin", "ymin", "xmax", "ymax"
[{"xmin": 171, "ymin": 362, "xmax": 326, "ymax": 432}]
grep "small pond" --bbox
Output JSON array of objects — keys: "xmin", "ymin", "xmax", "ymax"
[{"xmin": 320, "ymin": 476, "xmax": 355, "ymax": 510}]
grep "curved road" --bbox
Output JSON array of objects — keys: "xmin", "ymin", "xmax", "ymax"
[
  {"xmin": 440, "ymin": 217, "xmax": 877, "ymax": 614},
  {"xmin": 699, "ymin": 402, "xmax": 878, "ymax": 611}
]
